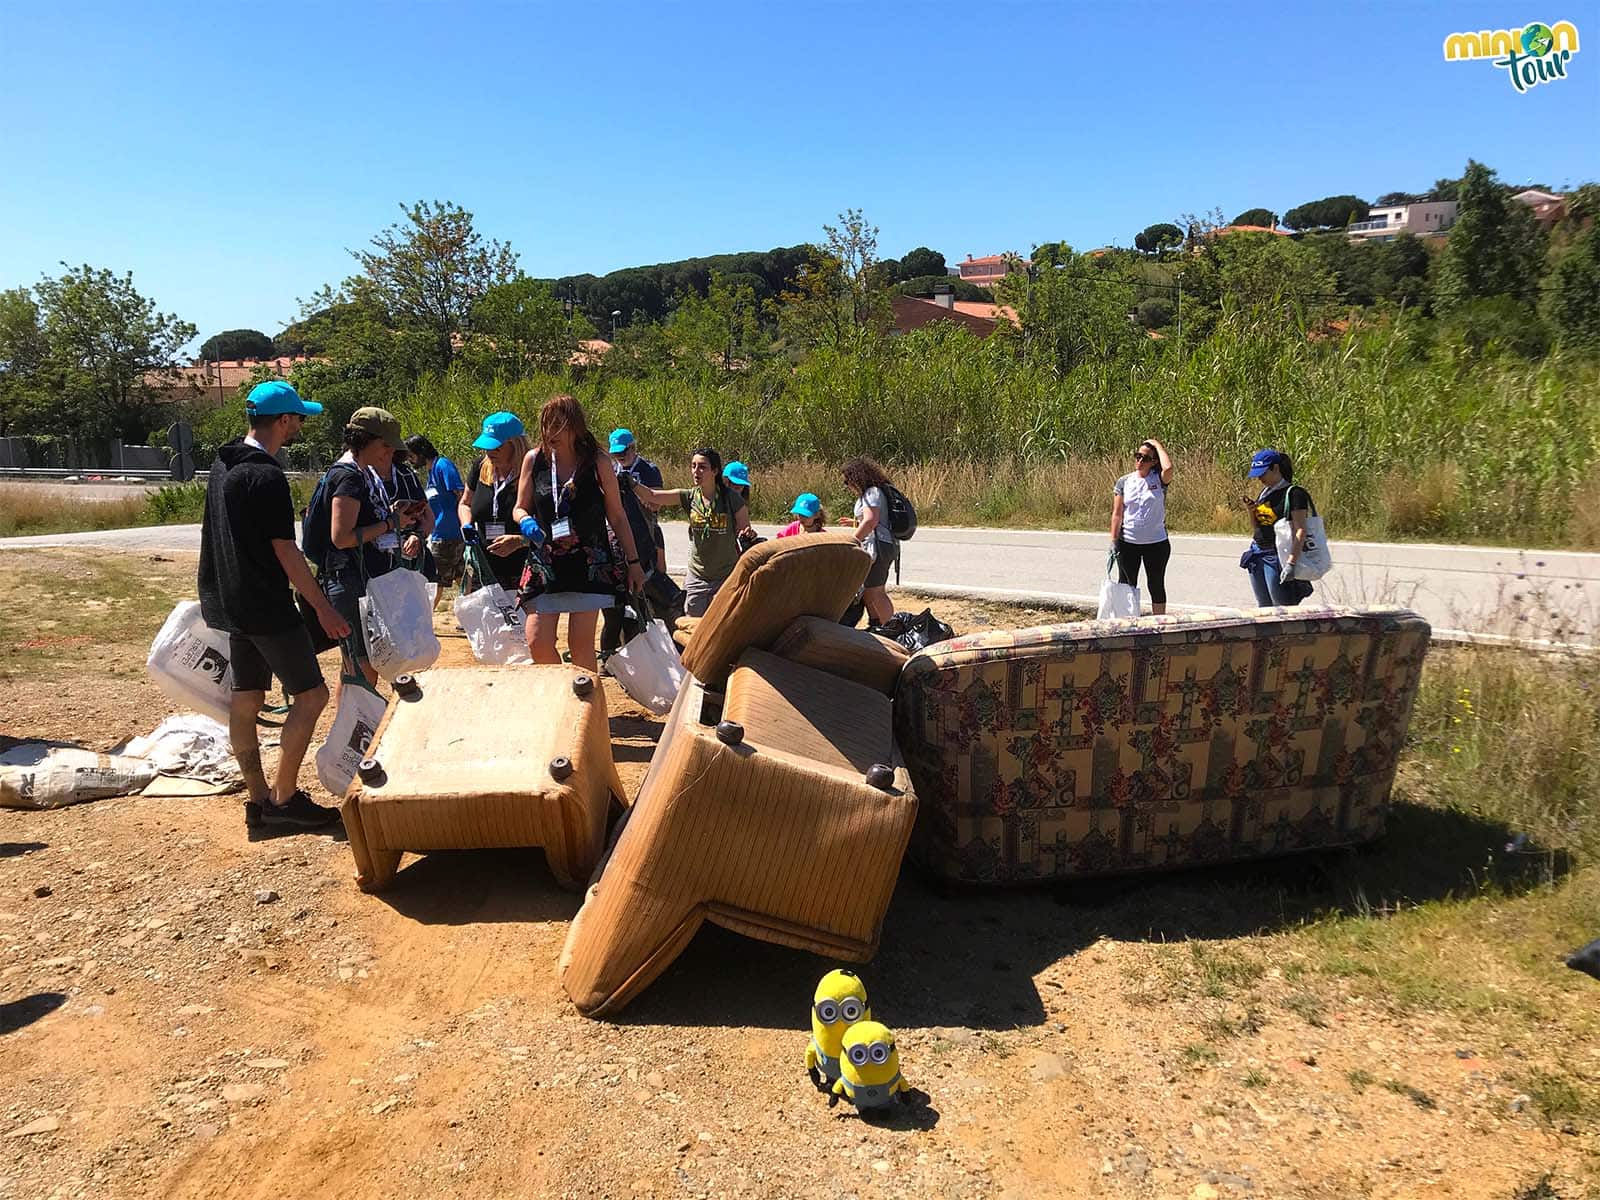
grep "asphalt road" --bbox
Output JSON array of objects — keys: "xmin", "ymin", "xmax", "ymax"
[{"xmin": 3, "ymin": 521, "xmax": 1596, "ymax": 645}]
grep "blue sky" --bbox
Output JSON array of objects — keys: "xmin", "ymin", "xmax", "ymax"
[{"xmin": 2, "ymin": 1, "xmax": 1595, "ymax": 347}]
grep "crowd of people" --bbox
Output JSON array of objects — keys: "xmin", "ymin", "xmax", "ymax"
[{"xmin": 198, "ymin": 379, "xmax": 1321, "ymax": 831}]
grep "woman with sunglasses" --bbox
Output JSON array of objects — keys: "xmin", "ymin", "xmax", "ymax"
[{"xmin": 1110, "ymin": 438, "xmax": 1174, "ymax": 614}]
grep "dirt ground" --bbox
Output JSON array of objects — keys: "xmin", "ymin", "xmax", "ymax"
[{"xmin": 1, "ymin": 552, "xmax": 1593, "ymax": 1200}]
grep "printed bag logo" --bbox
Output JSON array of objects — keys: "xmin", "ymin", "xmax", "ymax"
[
  {"xmin": 1443, "ymin": 20, "xmax": 1580, "ymax": 91},
  {"xmin": 179, "ymin": 639, "xmax": 229, "ymax": 684}
]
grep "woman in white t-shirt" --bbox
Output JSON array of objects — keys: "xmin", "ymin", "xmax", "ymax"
[{"xmin": 1110, "ymin": 438, "xmax": 1175, "ymax": 614}]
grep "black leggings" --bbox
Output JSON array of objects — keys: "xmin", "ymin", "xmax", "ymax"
[{"xmin": 1115, "ymin": 538, "xmax": 1171, "ymax": 605}]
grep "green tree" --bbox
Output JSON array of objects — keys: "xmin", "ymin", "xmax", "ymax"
[
  {"xmin": 0, "ymin": 288, "xmax": 51, "ymax": 436},
  {"xmin": 1542, "ymin": 223, "xmax": 1600, "ymax": 349},
  {"xmin": 1282, "ymin": 195, "xmax": 1369, "ymax": 230},
  {"xmin": 31, "ymin": 264, "xmax": 197, "ymax": 442},
  {"xmin": 464, "ymin": 276, "xmax": 573, "ymax": 379},
  {"xmin": 899, "ymin": 246, "xmax": 946, "ymax": 278},
  {"xmin": 1134, "ymin": 223, "xmax": 1184, "ymax": 255},
  {"xmin": 1432, "ymin": 160, "xmax": 1544, "ymax": 316},
  {"xmin": 1231, "ymin": 207, "xmax": 1276, "ymax": 228},
  {"xmin": 665, "ymin": 271, "xmax": 764, "ymax": 372},
  {"xmin": 777, "ymin": 209, "xmax": 891, "ymax": 349},
  {"xmin": 198, "ymin": 328, "xmax": 275, "ymax": 360},
  {"xmin": 351, "ymin": 200, "xmax": 519, "ymax": 373},
  {"xmin": 996, "ymin": 244, "xmax": 1146, "ymax": 374}
]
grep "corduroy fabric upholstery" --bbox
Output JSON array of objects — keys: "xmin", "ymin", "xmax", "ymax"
[
  {"xmin": 343, "ymin": 666, "xmax": 625, "ymax": 892},
  {"xmin": 893, "ymin": 605, "xmax": 1431, "ymax": 884},
  {"xmin": 770, "ymin": 615, "xmax": 910, "ymax": 696},
  {"xmin": 559, "ymin": 670, "xmax": 917, "ymax": 1018},
  {"xmin": 724, "ymin": 650, "xmax": 896, "ymax": 774},
  {"xmin": 679, "ymin": 534, "xmax": 869, "ymax": 689}
]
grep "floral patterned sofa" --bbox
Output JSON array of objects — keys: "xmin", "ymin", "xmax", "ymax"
[{"xmin": 892, "ymin": 606, "xmax": 1431, "ymax": 884}]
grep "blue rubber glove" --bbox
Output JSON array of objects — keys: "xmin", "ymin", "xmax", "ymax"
[
  {"xmin": 461, "ymin": 523, "xmax": 480, "ymax": 547},
  {"xmin": 1278, "ymin": 560, "xmax": 1295, "ymax": 586},
  {"xmin": 520, "ymin": 516, "xmax": 546, "ymax": 547}
]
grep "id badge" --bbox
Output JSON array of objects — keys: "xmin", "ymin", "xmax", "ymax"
[
  {"xmin": 485, "ymin": 522, "xmax": 507, "ymax": 540},
  {"xmin": 424, "ymin": 486, "xmax": 440, "ymax": 502},
  {"xmin": 551, "ymin": 519, "xmax": 572, "ymax": 540},
  {"xmin": 376, "ymin": 532, "xmax": 400, "ymax": 552}
]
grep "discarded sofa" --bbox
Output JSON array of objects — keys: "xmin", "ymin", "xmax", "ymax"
[
  {"xmin": 342, "ymin": 665, "xmax": 625, "ymax": 892},
  {"xmin": 894, "ymin": 606, "xmax": 1431, "ymax": 884},
  {"xmin": 559, "ymin": 534, "xmax": 921, "ymax": 1017}
]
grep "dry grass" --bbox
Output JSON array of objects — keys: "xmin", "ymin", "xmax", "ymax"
[{"xmin": 0, "ymin": 485, "xmax": 150, "ymax": 537}]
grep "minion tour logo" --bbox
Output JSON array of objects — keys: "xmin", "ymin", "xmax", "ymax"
[{"xmin": 1444, "ymin": 20, "xmax": 1580, "ymax": 92}]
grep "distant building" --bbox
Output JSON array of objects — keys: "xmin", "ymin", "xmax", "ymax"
[
  {"xmin": 956, "ymin": 253, "xmax": 1028, "ymax": 290},
  {"xmin": 144, "ymin": 356, "xmax": 318, "ymax": 406},
  {"xmin": 1346, "ymin": 201, "xmax": 1459, "ymax": 242},
  {"xmin": 1510, "ymin": 189, "xmax": 1568, "ymax": 229},
  {"xmin": 890, "ymin": 294, "xmax": 1003, "ymax": 338}
]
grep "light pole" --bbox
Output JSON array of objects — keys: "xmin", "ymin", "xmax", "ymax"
[{"xmin": 610, "ymin": 310, "xmax": 621, "ymax": 341}]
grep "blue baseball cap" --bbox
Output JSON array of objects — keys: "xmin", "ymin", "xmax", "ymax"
[
  {"xmin": 724, "ymin": 461, "xmax": 751, "ymax": 488},
  {"xmin": 473, "ymin": 411, "xmax": 525, "ymax": 451},
  {"xmin": 608, "ymin": 428, "xmax": 635, "ymax": 454},
  {"xmin": 790, "ymin": 492, "xmax": 821, "ymax": 519},
  {"xmin": 1247, "ymin": 448, "xmax": 1282, "ymax": 478},
  {"xmin": 245, "ymin": 379, "xmax": 321, "ymax": 417}
]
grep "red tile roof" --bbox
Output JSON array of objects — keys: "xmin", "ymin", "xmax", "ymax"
[{"xmin": 891, "ymin": 295, "xmax": 1000, "ymax": 338}]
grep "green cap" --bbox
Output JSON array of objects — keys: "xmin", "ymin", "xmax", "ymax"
[{"xmin": 349, "ymin": 406, "xmax": 403, "ymax": 450}]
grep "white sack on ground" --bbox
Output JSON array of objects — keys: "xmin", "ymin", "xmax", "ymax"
[{"xmin": 0, "ymin": 743, "xmax": 158, "ymax": 810}]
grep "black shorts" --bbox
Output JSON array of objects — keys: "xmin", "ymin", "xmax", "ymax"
[
  {"xmin": 229, "ymin": 627, "xmax": 325, "ymax": 697},
  {"xmin": 863, "ymin": 540, "xmax": 898, "ymax": 589}
]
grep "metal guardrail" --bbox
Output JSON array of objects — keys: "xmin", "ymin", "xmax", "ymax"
[{"xmin": 0, "ymin": 467, "xmax": 198, "ymax": 482}]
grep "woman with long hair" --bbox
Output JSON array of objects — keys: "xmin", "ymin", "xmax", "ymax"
[
  {"xmin": 840, "ymin": 455, "xmax": 899, "ymax": 627},
  {"xmin": 1110, "ymin": 437, "xmax": 1174, "ymax": 614},
  {"xmin": 513, "ymin": 395, "xmax": 646, "ymax": 669},
  {"xmin": 637, "ymin": 446, "xmax": 752, "ymax": 617},
  {"xmin": 459, "ymin": 411, "xmax": 531, "ymax": 595}
]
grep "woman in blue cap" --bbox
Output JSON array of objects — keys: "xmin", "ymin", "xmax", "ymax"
[
  {"xmin": 460, "ymin": 411, "xmax": 532, "ymax": 594},
  {"xmin": 1240, "ymin": 448, "xmax": 1314, "ymax": 607},
  {"xmin": 778, "ymin": 493, "xmax": 827, "ymax": 537}
]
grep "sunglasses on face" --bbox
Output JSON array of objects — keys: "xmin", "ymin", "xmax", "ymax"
[{"xmin": 1135, "ymin": 452, "xmax": 1155, "ymax": 463}]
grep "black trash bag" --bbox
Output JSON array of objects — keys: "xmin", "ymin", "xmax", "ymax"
[
  {"xmin": 1568, "ymin": 937, "xmax": 1600, "ymax": 981},
  {"xmin": 874, "ymin": 608, "xmax": 954, "ymax": 654}
]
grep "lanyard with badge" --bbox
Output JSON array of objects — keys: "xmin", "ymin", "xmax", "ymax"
[
  {"xmin": 366, "ymin": 466, "xmax": 399, "ymax": 553},
  {"xmin": 549, "ymin": 455, "xmax": 575, "ymax": 540},
  {"xmin": 485, "ymin": 471, "xmax": 513, "ymax": 541}
]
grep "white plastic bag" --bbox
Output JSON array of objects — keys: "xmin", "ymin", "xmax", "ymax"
[
  {"xmin": 315, "ymin": 675, "xmax": 389, "ymax": 797},
  {"xmin": 1275, "ymin": 493, "xmax": 1332, "ymax": 581},
  {"xmin": 360, "ymin": 567, "xmax": 440, "ymax": 680},
  {"xmin": 1096, "ymin": 549, "xmax": 1142, "ymax": 619},
  {"xmin": 605, "ymin": 619, "xmax": 685, "ymax": 715},
  {"xmin": 120, "ymin": 714, "xmax": 239, "ymax": 785},
  {"xmin": 146, "ymin": 601, "xmax": 233, "ymax": 723},
  {"xmin": 0, "ymin": 743, "xmax": 158, "ymax": 810},
  {"xmin": 454, "ymin": 582, "xmax": 530, "ymax": 665}
]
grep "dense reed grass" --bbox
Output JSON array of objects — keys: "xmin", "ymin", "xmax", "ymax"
[{"xmin": 364, "ymin": 315, "xmax": 1600, "ymax": 547}]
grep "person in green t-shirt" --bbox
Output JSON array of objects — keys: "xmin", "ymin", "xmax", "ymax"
[{"xmin": 637, "ymin": 446, "xmax": 752, "ymax": 616}]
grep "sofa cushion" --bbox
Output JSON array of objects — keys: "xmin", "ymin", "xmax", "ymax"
[
  {"xmin": 724, "ymin": 649, "xmax": 895, "ymax": 774},
  {"xmin": 769, "ymin": 615, "xmax": 910, "ymax": 696},
  {"xmin": 894, "ymin": 606, "xmax": 1431, "ymax": 883},
  {"xmin": 680, "ymin": 533, "xmax": 870, "ymax": 689}
]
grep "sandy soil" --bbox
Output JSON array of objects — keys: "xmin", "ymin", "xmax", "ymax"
[{"xmin": 1, "ymin": 553, "xmax": 1591, "ymax": 1199}]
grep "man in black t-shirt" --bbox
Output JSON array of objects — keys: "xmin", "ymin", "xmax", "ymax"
[{"xmin": 198, "ymin": 380, "xmax": 350, "ymax": 831}]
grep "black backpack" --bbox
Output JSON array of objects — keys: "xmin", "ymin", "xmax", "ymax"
[
  {"xmin": 882, "ymin": 483, "xmax": 917, "ymax": 541},
  {"xmin": 300, "ymin": 462, "xmax": 362, "ymax": 570}
]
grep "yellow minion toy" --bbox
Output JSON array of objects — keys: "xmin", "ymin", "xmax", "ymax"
[
  {"xmin": 805, "ymin": 969, "xmax": 870, "ymax": 1087},
  {"xmin": 829, "ymin": 1020, "xmax": 908, "ymax": 1113}
]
